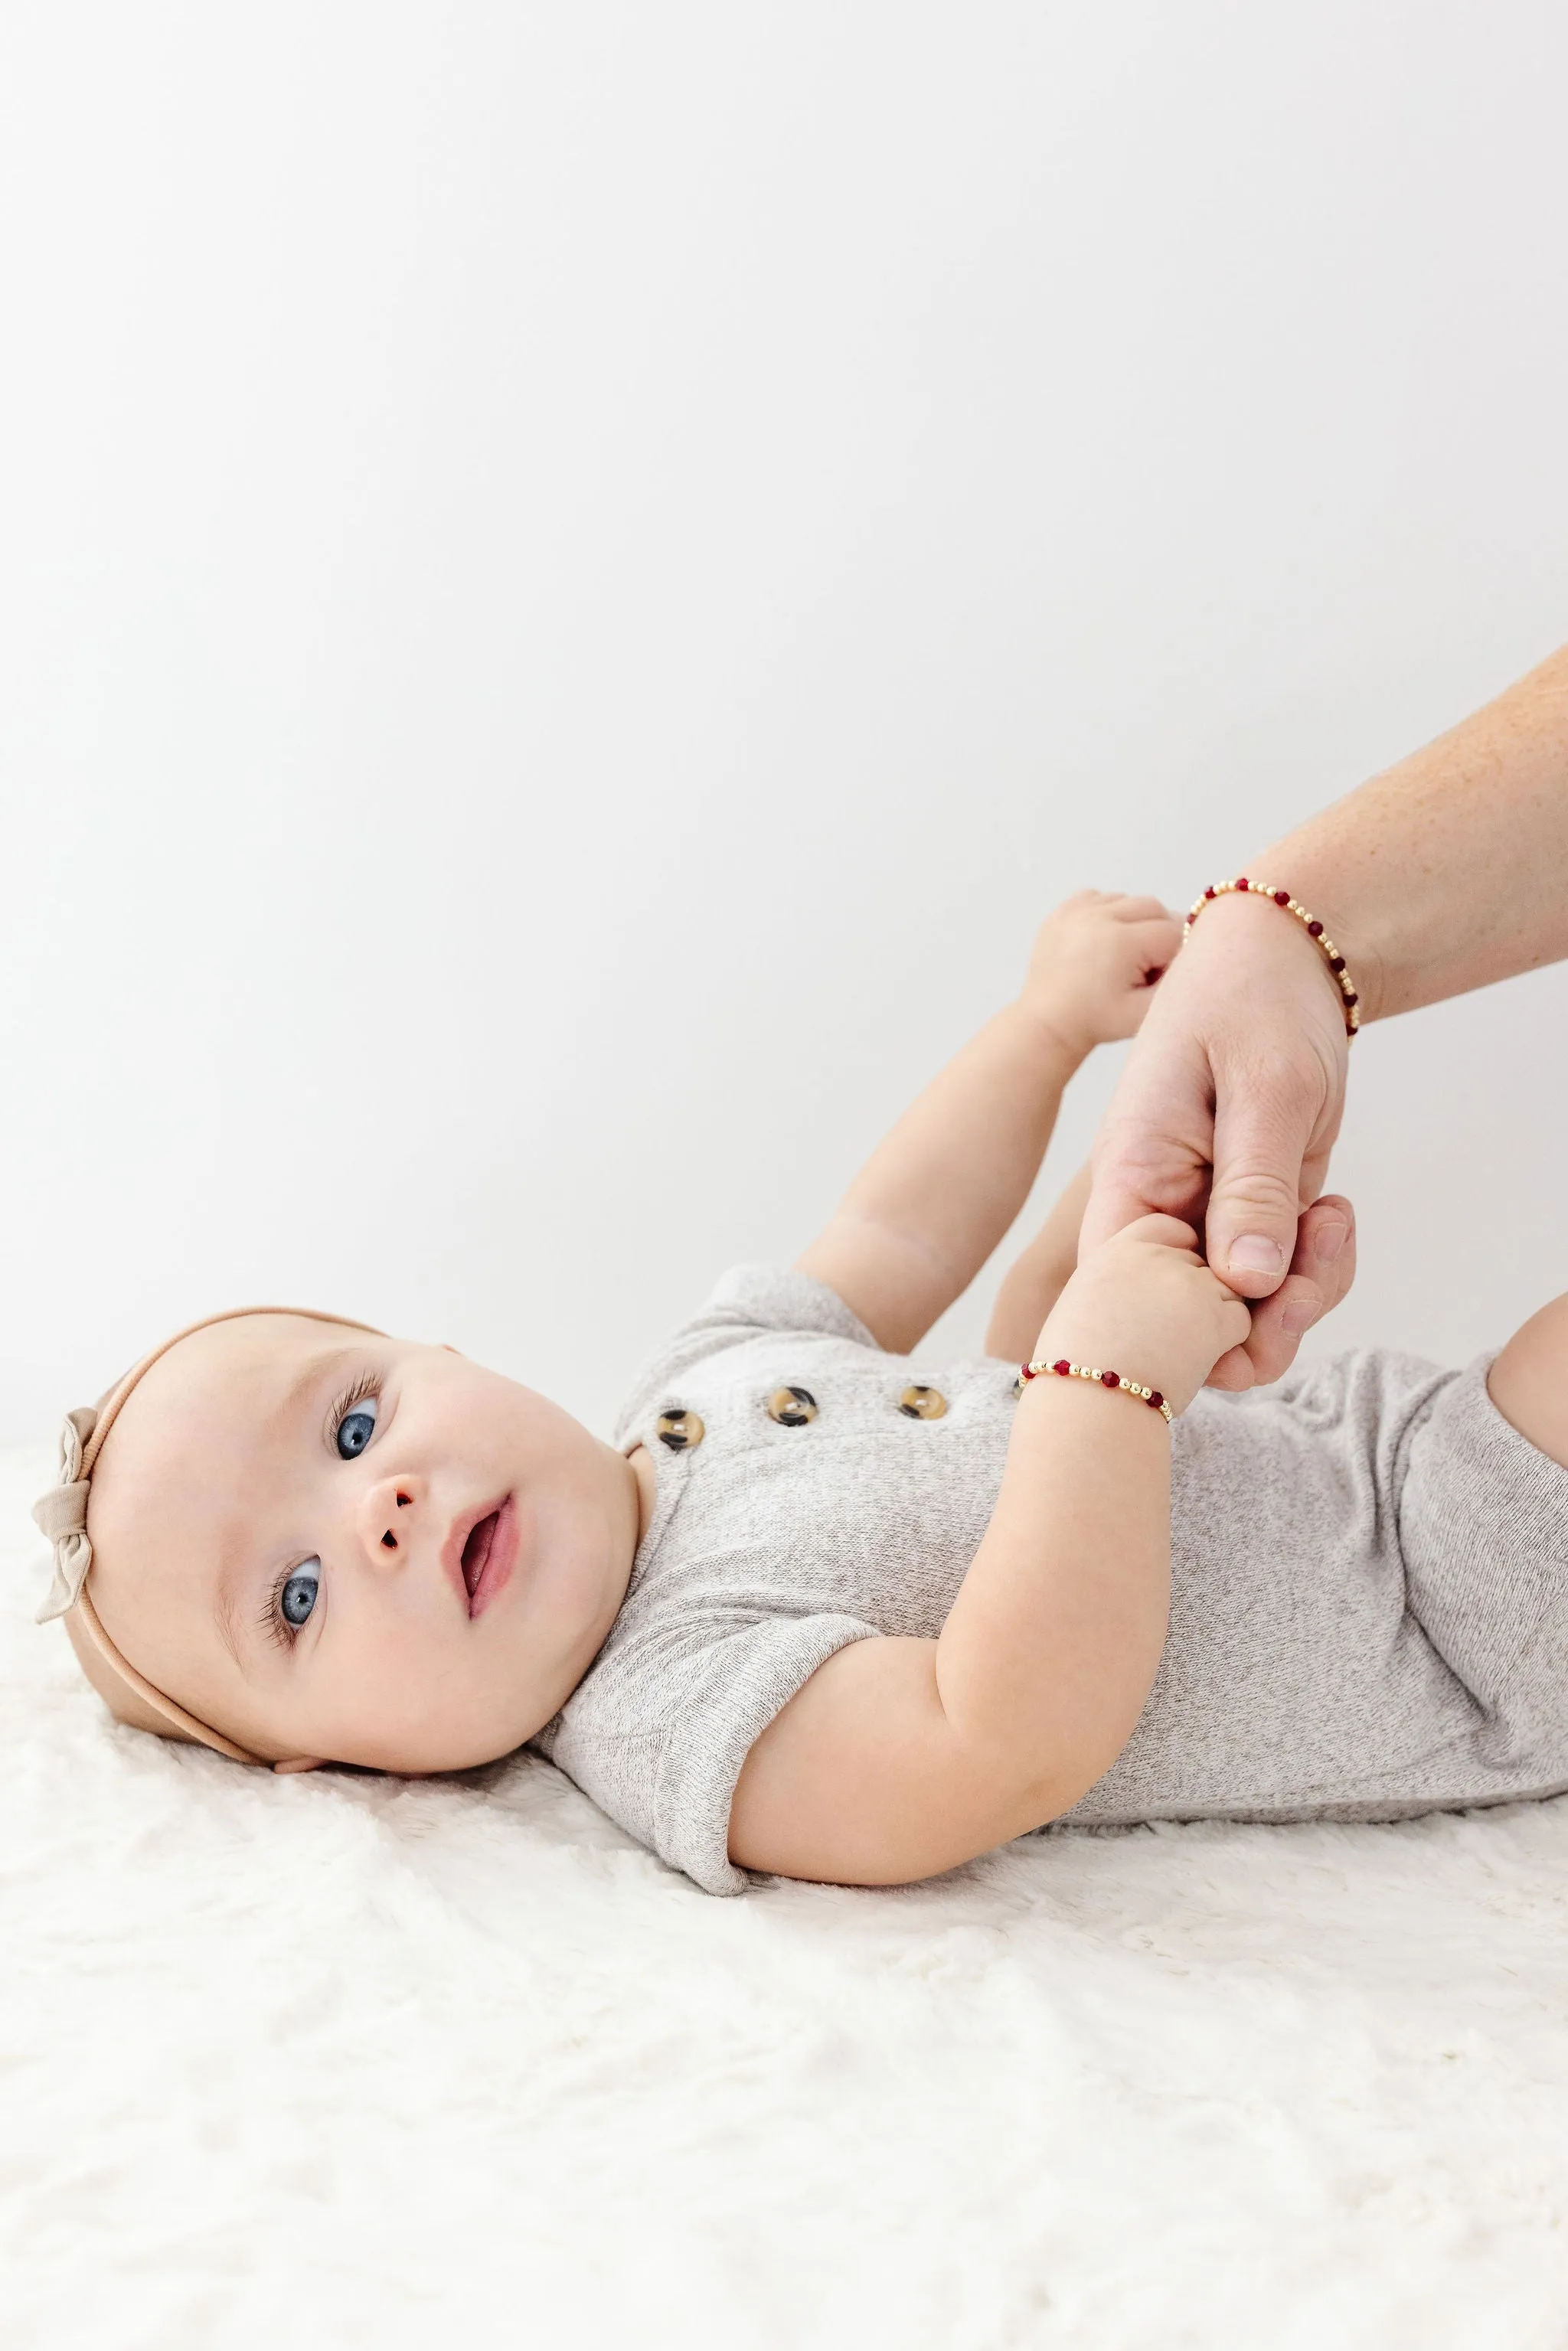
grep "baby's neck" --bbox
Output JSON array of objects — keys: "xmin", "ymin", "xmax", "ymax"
[{"xmin": 627, "ymin": 1442, "xmax": 659, "ymax": 1551}]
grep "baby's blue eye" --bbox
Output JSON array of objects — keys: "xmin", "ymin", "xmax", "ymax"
[
  {"xmin": 280, "ymin": 1562, "xmax": 319, "ymax": 1628},
  {"xmin": 336, "ymin": 1399, "xmax": 377, "ymax": 1458}
]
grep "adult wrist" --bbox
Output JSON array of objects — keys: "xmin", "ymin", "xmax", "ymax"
[
  {"xmin": 1185, "ymin": 877, "xmax": 1362, "ymax": 1037},
  {"xmin": 1243, "ymin": 843, "xmax": 1390, "ymax": 1024},
  {"xmin": 1184, "ymin": 880, "xmax": 1362, "ymax": 1033}
]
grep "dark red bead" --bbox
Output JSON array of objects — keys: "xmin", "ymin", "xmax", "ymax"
[
  {"xmin": 1273, "ymin": 890, "xmax": 1289, "ymax": 906},
  {"xmin": 1343, "ymin": 991, "xmax": 1357, "ymax": 1007},
  {"xmin": 1147, "ymin": 1392, "xmax": 1165, "ymax": 1412},
  {"xmin": 1100, "ymin": 1370, "xmax": 1119, "ymax": 1389},
  {"xmin": 1236, "ymin": 877, "xmax": 1249, "ymax": 890},
  {"xmin": 1307, "ymin": 920, "xmax": 1323, "ymax": 937},
  {"xmin": 1052, "ymin": 1359, "xmax": 1070, "ymax": 1376},
  {"xmin": 1204, "ymin": 886, "xmax": 1216, "ymax": 900},
  {"xmin": 1329, "ymin": 955, "xmax": 1346, "ymax": 971}
]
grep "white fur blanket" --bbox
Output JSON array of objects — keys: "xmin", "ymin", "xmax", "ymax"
[{"xmin": 5, "ymin": 1438, "xmax": 1566, "ymax": 2349}]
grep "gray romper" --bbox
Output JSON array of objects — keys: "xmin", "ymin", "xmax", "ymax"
[{"xmin": 533, "ymin": 1265, "xmax": 1568, "ymax": 1895}]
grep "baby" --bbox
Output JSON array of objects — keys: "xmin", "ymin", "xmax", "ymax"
[{"xmin": 33, "ymin": 893, "xmax": 1568, "ymax": 1895}]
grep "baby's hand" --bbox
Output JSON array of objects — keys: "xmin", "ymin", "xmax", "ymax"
[
  {"xmin": 1020, "ymin": 892, "xmax": 1182, "ymax": 1060},
  {"xmin": 1033, "ymin": 1214, "xmax": 1252, "ymax": 1417}
]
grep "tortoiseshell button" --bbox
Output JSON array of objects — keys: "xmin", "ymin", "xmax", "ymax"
[
  {"xmin": 898, "ymin": 1384, "xmax": 948, "ymax": 1420},
  {"xmin": 655, "ymin": 1408, "xmax": 704, "ymax": 1452},
  {"xmin": 766, "ymin": 1386, "xmax": 818, "ymax": 1427}
]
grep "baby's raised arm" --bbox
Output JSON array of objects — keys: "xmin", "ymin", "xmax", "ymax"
[
  {"xmin": 984, "ymin": 1158, "xmax": 1093, "ymax": 1362},
  {"xmin": 795, "ymin": 893, "xmax": 1178, "ymax": 1353},
  {"xmin": 730, "ymin": 1221, "xmax": 1250, "ymax": 1886}
]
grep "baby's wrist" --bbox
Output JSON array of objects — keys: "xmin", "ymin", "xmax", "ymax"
[
  {"xmin": 1010, "ymin": 991, "xmax": 1094, "ymax": 1072},
  {"xmin": 1020, "ymin": 1350, "xmax": 1174, "ymax": 1422},
  {"xmin": 1032, "ymin": 1311, "xmax": 1169, "ymax": 1395},
  {"xmin": 1033, "ymin": 1283, "xmax": 1185, "ymax": 1412}
]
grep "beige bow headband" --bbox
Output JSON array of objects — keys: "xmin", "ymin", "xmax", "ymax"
[{"xmin": 31, "ymin": 1305, "xmax": 385, "ymax": 1768}]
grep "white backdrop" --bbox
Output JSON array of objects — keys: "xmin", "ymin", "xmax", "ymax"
[{"xmin": 4, "ymin": 2, "xmax": 1567, "ymax": 1448}]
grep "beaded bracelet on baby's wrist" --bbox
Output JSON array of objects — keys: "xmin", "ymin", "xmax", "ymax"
[
  {"xmin": 1184, "ymin": 877, "xmax": 1361, "ymax": 1038},
  {"xmin": 1020, "ymin": 1357, "xmax": 1174, "ymax": 1424}
]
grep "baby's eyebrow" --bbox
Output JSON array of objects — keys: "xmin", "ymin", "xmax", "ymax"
[{"xmin": 273, "ymin": 1343, "xmax": 364, "ymax": 1442}]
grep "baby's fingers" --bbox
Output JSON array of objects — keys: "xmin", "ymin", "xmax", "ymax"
[
  {"xmin": 1107, "ymin": 893, "xmax": 1178, "ymax": 924},
  {"xmin": 1216, "ymin": 1293, "xmax": 1255, "ymax": 1352},
  {"xmin": 1124, "ymin": 914, "xmax": 1182, "ymax": 976},
  {"xmin": 1119, "ymin": 1212, "xmax": 1201, "ymax": 1254}
]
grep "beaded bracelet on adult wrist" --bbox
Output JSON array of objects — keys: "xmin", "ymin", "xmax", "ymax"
[
  {"xmin": 1183, "ymin": 877, "xmax": 1361, "ymax": 1038},
  {"xmin": 1020, "ymin": 1357, "xmax": 1173, "ymax": 1424}
]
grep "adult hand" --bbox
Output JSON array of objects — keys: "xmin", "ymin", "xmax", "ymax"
[{"xmin": 1079, "ymin": 890, "xmax": 1356, "ymax": 1389}]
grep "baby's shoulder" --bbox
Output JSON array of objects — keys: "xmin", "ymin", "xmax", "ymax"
[{"xmin": 612, "ymin": 1262, "xmax": 882, "ymax": 1445}]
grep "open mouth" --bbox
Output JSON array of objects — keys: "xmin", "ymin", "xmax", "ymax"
[
  {"xmin": 449, "ymin": 1495, "xmax": 518, "ymax": 1617},
  {"xmin": 461, "ymin": 1511, "xmax": 500, "ymax": 1598}
]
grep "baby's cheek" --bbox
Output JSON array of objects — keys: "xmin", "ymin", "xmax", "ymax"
[{"xmin": 305, "ymin": 1618, "xmax": 431, "ymax": 1746}]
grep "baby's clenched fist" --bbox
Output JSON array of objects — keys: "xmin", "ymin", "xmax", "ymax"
[
  {"xmin": 1019, "ymin": 892, "xmax": 1183, "ymax": 1062},
  {"xmin": 1033, "ymin": 1215, "xmax": 1253, "ymax": 1418}
]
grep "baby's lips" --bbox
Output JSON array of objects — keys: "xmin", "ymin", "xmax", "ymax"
[
  {"xmin": 441, "ymin": 1494, "xmax": 520, "ymax": 1617},
  {"xmin": 441, "ymin": 1499, "xmax": 497, "ymax": 1608}
]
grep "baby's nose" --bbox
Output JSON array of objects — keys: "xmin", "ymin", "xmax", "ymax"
[{"xmin": 357, "ymin": 1473, "xmax": 426, "ymax": 1566}]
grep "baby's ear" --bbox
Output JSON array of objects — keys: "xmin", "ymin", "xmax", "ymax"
[{"xmin": 272, "ymin": 1757, "xmax": 323, "ymax": 1775}]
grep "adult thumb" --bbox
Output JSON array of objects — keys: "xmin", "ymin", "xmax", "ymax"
[{"xmin": 1204, "ymin": 1080, "xmax": 1321, "ymax": 1297}]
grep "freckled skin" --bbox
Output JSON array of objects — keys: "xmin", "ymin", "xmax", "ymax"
[{"xmin": 81, "ymin": 1314, "xmax": 655, "ymax": 1774}]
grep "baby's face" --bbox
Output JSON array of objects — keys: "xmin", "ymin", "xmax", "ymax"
[{"xmin": 83, "ymin": 1314, "xmax": 642, "ymax": 1772}]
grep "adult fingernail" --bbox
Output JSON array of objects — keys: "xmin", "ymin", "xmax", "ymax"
[
  {"xmin": 1279, "ymin": 1298, "xmax": 1321, "ymax": 1336},
  {"xmin": 1312, "ymin": 1220, "xmax": 1348, "ymax": 1265},
  {"xmin": 1227, "ymin": 1236, "xmax": 1286, "ymax": 1275}
]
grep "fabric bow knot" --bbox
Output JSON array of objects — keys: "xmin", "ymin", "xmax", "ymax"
[{"xmin": 32, "ymin": 1406, "xmax": 99, "ymax": 1623}]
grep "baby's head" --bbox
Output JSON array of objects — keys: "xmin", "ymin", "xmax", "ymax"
[{"xmin": 34, "ymin": 1309, "xmax": 642, "ymax": 1775}]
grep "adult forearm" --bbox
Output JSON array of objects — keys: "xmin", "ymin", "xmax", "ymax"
[{"xmin": 1256, "ymin": 641, "xmax": 1568, "ymax": 1022}]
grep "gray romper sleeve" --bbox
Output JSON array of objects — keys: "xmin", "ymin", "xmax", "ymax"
[{"xmin": 536, "ymin": 1265, "xmax": 888, "ymax": 1895}]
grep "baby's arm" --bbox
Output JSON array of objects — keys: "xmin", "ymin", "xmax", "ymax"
[
  {"xmin": 796, "ymin": 894, "xmax": 1178, "ymax": 1353},
  {"xmin": 729, "ymin": 1220, "xmax": 1250, "ymax": 1886},
  {"xmin": 984, "ymin": 1159, "xmax": 1092, "ymax": 1361}
]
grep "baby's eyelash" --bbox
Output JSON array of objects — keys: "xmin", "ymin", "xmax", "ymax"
[
  {"xmin": 260, "ymin": 1373, "xmax": 381, "ymax": 1645},
  {"xmin": 260, "ymin": 1561, "xmax": 306, "ymax": 1649},
  {"xmin": 322, "ymin": 1369, "xmax": 381, "ymax": 1451}
]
